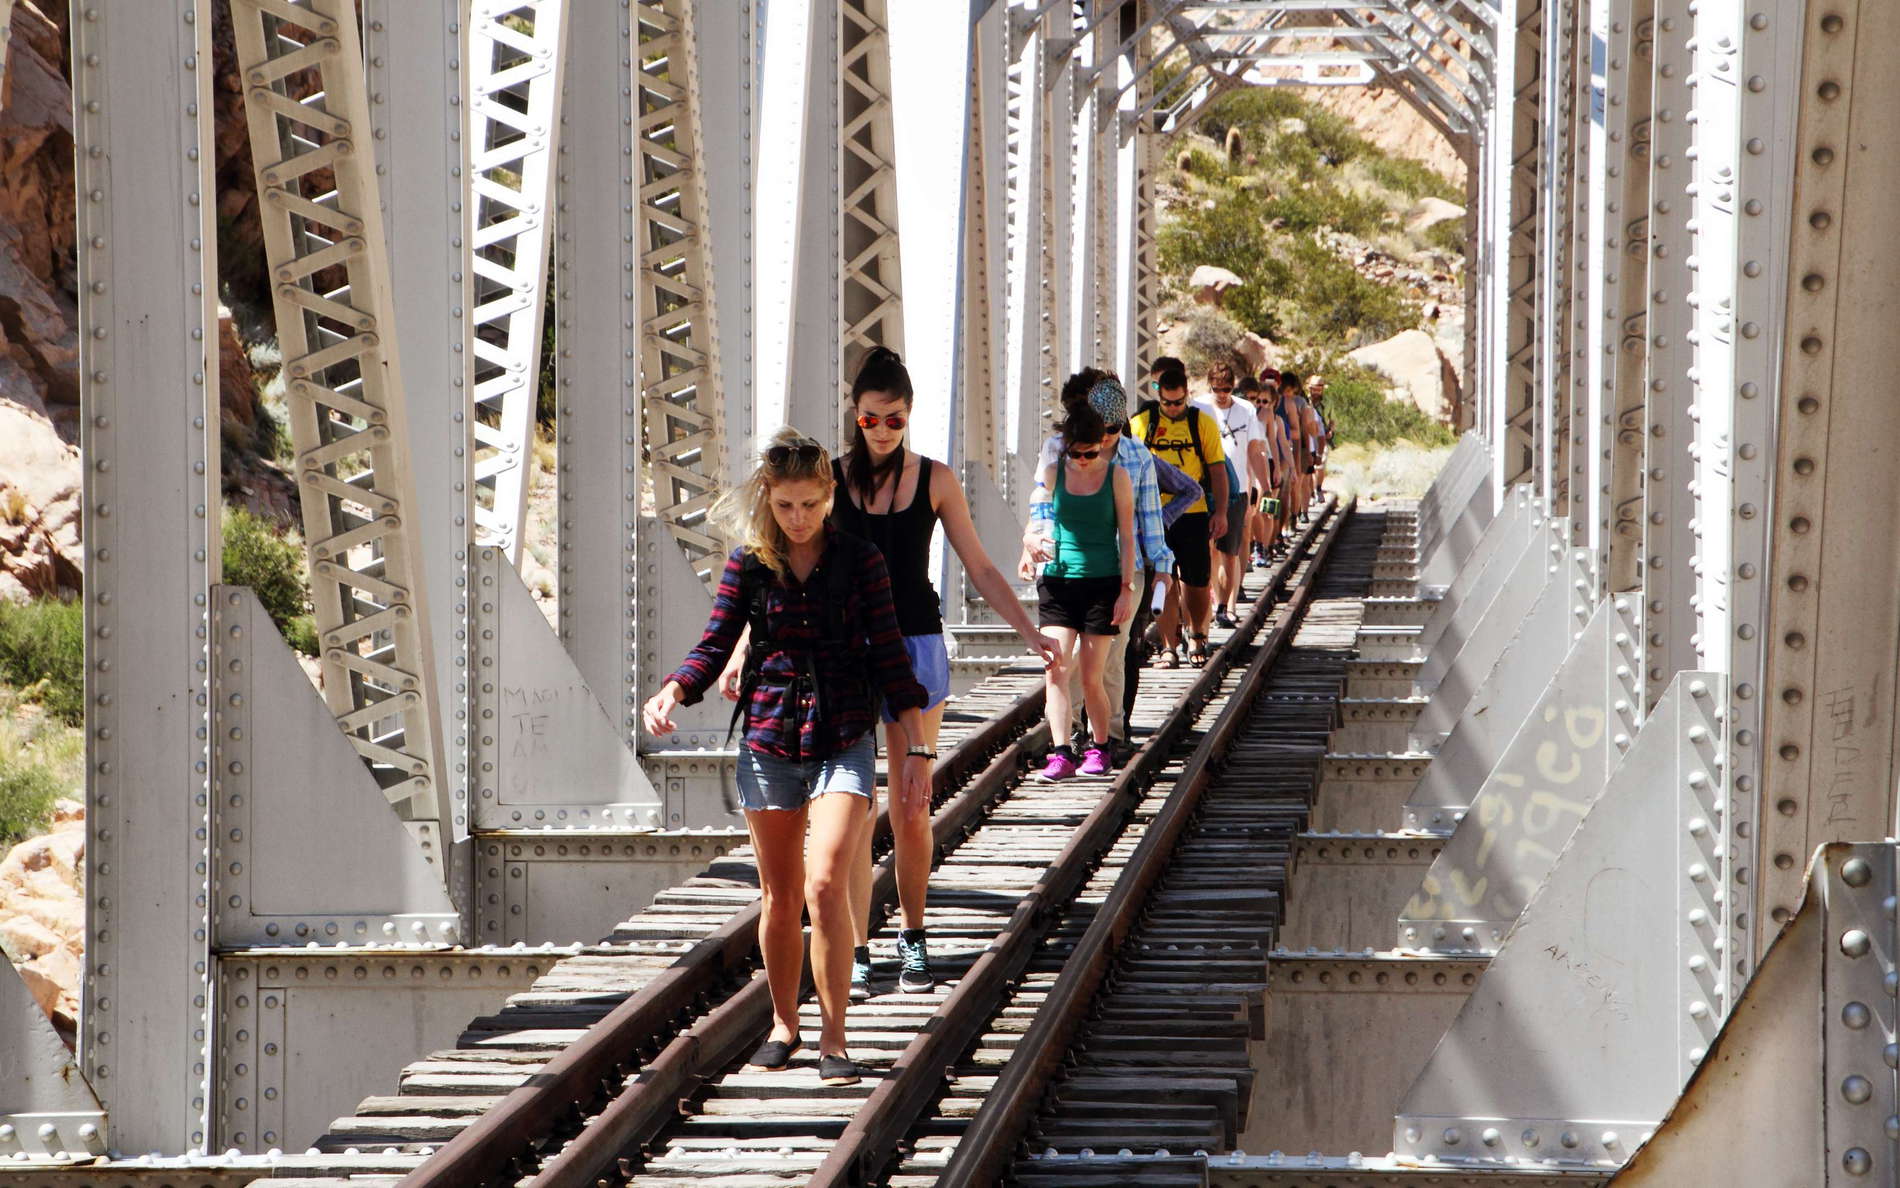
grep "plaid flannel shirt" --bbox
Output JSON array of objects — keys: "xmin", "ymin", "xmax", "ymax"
[
  {"xmin": 665, "ymin": 534, "xmax": 927, "ymax": 761},
  {"xmin": 1030, "ymin": 434, "xmax": 1179, "ymax": 575}
]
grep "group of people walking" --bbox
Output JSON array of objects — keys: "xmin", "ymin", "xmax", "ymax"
[{"xmin": 642, "ymin": 349, "xmax": 1328, "ymax": 1085}]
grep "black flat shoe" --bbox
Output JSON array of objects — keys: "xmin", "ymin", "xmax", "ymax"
[
  {"xmin": 818, "ymin": 1053, "xmax": 862, "ymax": 1085},
  {"xmin": 747, "ymin": 1035, "xmax": 803, "ymax": 1071}
]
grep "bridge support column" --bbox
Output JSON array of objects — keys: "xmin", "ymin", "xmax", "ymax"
[{"xmin": 72, "ymin": 0, "xmax": 218, "ymax": 1154}]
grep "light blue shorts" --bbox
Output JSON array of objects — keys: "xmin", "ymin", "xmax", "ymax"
[
  {"xmin": 736, "ymin": 735, "xmax": 877, "ymax": 813},
  {"xmin": 882, "ymin": 633, "xmax": 952, "ymax": 723}
]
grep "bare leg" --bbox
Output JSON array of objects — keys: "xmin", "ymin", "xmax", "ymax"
[
  {"xmin": 1077, "ymin": 635, "xmax": 1112, "ymax": 744},
  {"xmin": 1158, "ymin": 578, "xmax": 1184, "ymax": 650},
  {"xmin": 1185, "ymin": 583, "xmax": 1214, "ymax": 640},
  {"xmin": 876, "ymin": 704, "xmax": 945, "ymax": 932},
  {"xmin": 1043, "ymin": 626, "xmax": 1081, "ymax": 746},
  {"xmin": 805, "ymin": 791, "xmax": 870, "ymax": 1057},
  {"xmin": 746, "ymin": 807, "xmax": 810, "ymax": 1045}
]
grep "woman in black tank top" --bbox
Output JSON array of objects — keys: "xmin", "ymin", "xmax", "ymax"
[{"xmin": 831, "ymin": 347, "xmax": 1059, "ymax": 997}]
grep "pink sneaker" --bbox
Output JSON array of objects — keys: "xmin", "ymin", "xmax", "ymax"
[
  {"xmin": 1038, "ymin": 749, "xmax": 1078, "ymax": 781},
  {"xmin": 1078, "ymin": 746, "xmax": 1111, "ymax": 776}
]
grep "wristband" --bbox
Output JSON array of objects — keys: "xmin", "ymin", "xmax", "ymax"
[{"xmin": 906, "ymin": 746, "xmax": 937, "ymax": 759}]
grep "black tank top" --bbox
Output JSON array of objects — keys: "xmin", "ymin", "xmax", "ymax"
[{"xmin": 831, "ymin": 455, "xmax": 943, "ymax": 636}]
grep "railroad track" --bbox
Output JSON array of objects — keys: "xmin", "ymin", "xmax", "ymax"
[{"xmin": 253, "ymin": 501, "xmax": 1349, "ymax": 1188}]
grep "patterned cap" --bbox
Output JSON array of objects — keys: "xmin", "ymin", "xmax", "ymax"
[{"xmin": 1085, "ymin": 377, "xmax": 1128, "ymax": 424}]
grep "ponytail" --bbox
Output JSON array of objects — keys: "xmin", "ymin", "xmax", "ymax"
[{"xmin": 844, "ymin": 345, "xmax": 915, "ymax": 502}]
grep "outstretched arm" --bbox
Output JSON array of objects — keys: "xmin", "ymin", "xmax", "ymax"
[{"xmin": 939, "ymin": 465, "xmax": 1061, "ymax": 666}]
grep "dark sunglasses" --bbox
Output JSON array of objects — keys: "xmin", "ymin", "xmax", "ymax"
[
  {"xmin": 1158, "ymin": 395, "xmax": 1189, "ymax": 407},
  {"xmin": 855, "ymin": 412, "xmax": 907, "ymax": 431},
  {"xmin": 1066, "ymin": 446, "xmax": 1104, "ymax": 460},
  {"xmin": 764, "ymin": 440, "xmax": 824, "ymax": 466}
]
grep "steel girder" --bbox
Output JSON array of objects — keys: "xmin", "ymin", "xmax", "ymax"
[
  {"xmin": 635, "ymin": 0, "xmax": 729, "ymax": 578},
  {"xmin": 961, "ymin": 0, "xmax": 1011, "ymax": 483},
  {"xmin": 73, "ymin": 0, "xmax": 219, "ymax": 1154},
  {"xmin": 1757, "ymin": 0, "xmax": 1900, "ymax": 956},
  {"xmin": 1600, "ymin": 0, "xmax": 1652, "ymax": 597},
  {"xmin": 466, "ymin": 1, "xmax": 564, "ymax": 564},
  {"xmin": 839, "ymin": 0, "xmax": 904, "ymax": 394},
  {"xmin": 1500, "ymin": 0, "xmax": 1541, "ymax": 488},
  {"xmin": 230, "ymin": 0, "xmax": 448, "ymax": 836}
]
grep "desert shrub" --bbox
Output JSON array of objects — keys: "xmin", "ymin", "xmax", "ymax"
[
  {"xmin": 1263, "ymin": 184, "xmax": 1389, "ymax": 237},
  {"xmin": 0, "ymin": 599, "xmax": 85, "ymax": 726},
  {"xmin": 1285, "ymin": 236, "xmax": 1421, "ymax": 344},
  {"xmin": 1365, "ymin": 155, "xmax": 1463, "ymax": 203},
  {"xmin": 1312, "ymin": 362, "xmax": 1455, "ymax": 446},
  {"xmin": 1303, "ymin": 108, "xmax": 1371, "ymax": 165},
  {"xmin": 222, "ymin": 506, "xmax": 316, "ymax": 655},
  {"xmin": 1425, "ymin": 218, "xmax": 1467, "ymax": 256},
  {"xmin": 1158, "ymin": 188, "xmax": 1274, "ymax": 278},
  {"xmin": 1176, "ymin": 146, "xmax": 1232, "ymax": 181},
  {"xmin": 1196, "ymin": 86, "xmax": 1307, "ymax": 143},
  {"xmin": 0, "ymin": 757, "xmax": 62, "ymax": 849},
  {"xmin": 1178, "ymin": 307, "xmax": 1247, "ymax": 374}
]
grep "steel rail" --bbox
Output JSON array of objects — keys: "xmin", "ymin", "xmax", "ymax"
[
  {"xmin": 521, "ymin": 504, "xmax": 1335, "ymax": 1187},
  {"xmin": 396, "ymin": 684, "xmax": 1046, "ymax": 1188},
  {"xmin": 524, "ymin": 729, "xmax": 1041, "ymax": 1187},
  {"xmin": 938, "ymin": 497, "xmax": 1355, "ymax": 1187},
  {"xmin": 806, "ymin": 501, "xmax": 1346, "ymax": 1187}
]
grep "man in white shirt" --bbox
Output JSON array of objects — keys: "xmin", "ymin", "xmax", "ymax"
[{"xmin": 1196, "ymin": 362, "xmax": 1272, "ymax": 629}]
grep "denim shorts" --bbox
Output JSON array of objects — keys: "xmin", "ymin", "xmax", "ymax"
[
  {"xmin": 736, "ymin": 734, "xmax": 877, "ymax": 812},
  {"xmin": 882, "ymin": 633, "xmax": 951, "ymax": 723}
]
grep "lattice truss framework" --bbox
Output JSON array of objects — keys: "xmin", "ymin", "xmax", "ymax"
[
  {"xmin": 230, "ymin": 0, "xmax": 441, "ymax": 822},
  {"xmin": 468, "ymin": 0, "xmax": 564, "ymax": 561},
  {"xmin": 840, "ymin": 0, "xmax": 905, "ymax": 373},
  {"xmin": 636, "ymin": 0, "xmax": 726, "ymax": 574}
]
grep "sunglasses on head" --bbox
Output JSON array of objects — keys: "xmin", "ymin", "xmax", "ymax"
[
  {"xmin": 764, "ymin": 440, "xmax": 824, "ymax": 467},
  {"xmin": 855, "ymin": 412, "xmax": 907, "ymax": 431},
  {"xmin": 1067, "ymin": 446, "xmax": 1104, "ymax": 460}
]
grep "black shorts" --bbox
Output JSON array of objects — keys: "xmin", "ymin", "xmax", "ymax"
[
  {"xmin": 1037, "ymin": 574, "xmax": 1123, "ymax": 635},
  {"xmin": 1216, "ymin": 492, "xmax": 1249, "ymax": 555},
  {"xmin": 1166, "ymin": 511, "xmax": 1212, "ymax": 587}
]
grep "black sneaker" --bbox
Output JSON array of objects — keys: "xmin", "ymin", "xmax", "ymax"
[
  {"xmin": 1214, "ymin": 608, "xmax": 1238, "ymax": 630},
  {"xmin": 896, "ymin": 928, "xmax": 935, "ymax": 993},
  {"xmin": 1108, "ymin": 737, "xmax": 1139, "ymax": 768}
]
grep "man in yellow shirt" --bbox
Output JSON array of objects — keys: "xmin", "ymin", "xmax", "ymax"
[{"xmin": 1132, "ymin": 361, "xmax": 1229, "ymax": 666}]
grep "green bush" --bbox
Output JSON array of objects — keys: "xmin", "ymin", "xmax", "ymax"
[
  {"xmin": 1365, "ymin": 155, "xmax": 1463, "ymax": 203},
  {"xmin": 1312, "ymin": 363, "xmax": 1455, "ymax": 446},
  {"xmin": 1263, "ymin": 184, "xmax": 1389, "ymax": 237},
  {"xmin": 0, "ymin": 757, "xmax": 62, "ymax": 849},
  {"xmin": 1158, "ymin": 188, "xmax": 1275, "ymax": 279},
  {"xmin": 222, "ymin": 506, "xmax": 317, "ymax": 655},
  {"xmin": 1285, "ymin": 236, "xmax": 1421, "ymax": 344},
  {"xmin": 1197, "ymin": 86, "xmax": 1307, "ymax": 143},
  {"xmin": 1424, "ymin": 218, "xmax": 1467, "ymax": 256},
  {"xmin": 0, "ymin": 599, "xmax": 85, "ymax": 726},
  {"xmin": 1176, "ymin": 146, "xmax": 1232, "ymax": 181},
  {"xmin": 1303, "ymin": 108, "xmax": 1370, "ymax": 165}
]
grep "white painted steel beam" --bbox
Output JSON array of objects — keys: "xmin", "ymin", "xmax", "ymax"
[
  {"xmin": 1757, "ymin": 0, "xmax": 1900, "ymax": 956},
  {"xmin": 467, "ymin": 0, "xmax": 564, "ymax": 563},
  {"xmin": 231, "ymin": 0, "xmax": 449, "ymax": 839},
  {"xmin": 364, "ymin": 0, "xmax": 475, "ymax": 847},
  {"xmin": 637, "ymin": 0, "xmax": 729, "ymax": 576},
  {"xmin": 73, "ymin": 0, "xmax": 219, "ymax": 1155}
]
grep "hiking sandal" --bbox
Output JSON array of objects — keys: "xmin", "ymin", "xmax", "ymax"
[{"xmin": 1185, "ymin": 633, "xmax": 1209, "ymax": 667}]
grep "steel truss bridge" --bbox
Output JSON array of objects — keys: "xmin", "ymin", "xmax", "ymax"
[{"xmin": 0, "ymin": 0, "xmax": 1896, "ymax": 1183}]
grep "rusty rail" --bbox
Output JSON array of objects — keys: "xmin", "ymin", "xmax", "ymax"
[
  {"xmin": 803, "ymin": 501, "xmax": 1345, "ymax": 1186},
  {"xmin": 935, "ymin": 497, "xmax": 1353, "ymax": 1188},
  {"xmin": 397, "ymin": 683, "xmax": 1047, "ymax": 1188}
]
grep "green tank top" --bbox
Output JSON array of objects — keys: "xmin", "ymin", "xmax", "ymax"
[{"xmin": 1046, "ymin": 461, "xmax": 1120, "ymax": 579}]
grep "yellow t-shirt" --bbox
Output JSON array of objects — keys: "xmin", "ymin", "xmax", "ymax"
[{"xmin": 1131, "ymin": 407, "xmax": 1227, "ymax": 515}]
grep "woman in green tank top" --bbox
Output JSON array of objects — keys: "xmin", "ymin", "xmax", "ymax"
[{"xmin": 1030, "ymin": 399, "xmax": 1137, "ymax": 781}]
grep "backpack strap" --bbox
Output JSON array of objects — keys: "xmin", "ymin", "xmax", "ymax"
[{"xmin": 727, "ymin": 553, "xmax": 774, "ymax": 742}]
